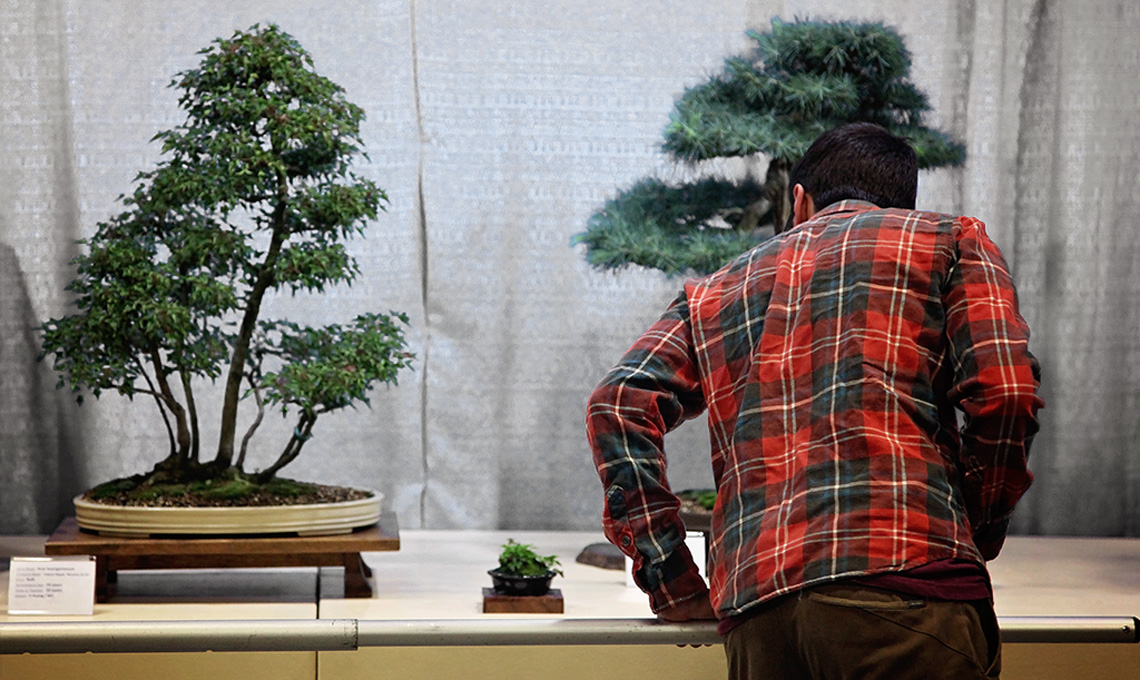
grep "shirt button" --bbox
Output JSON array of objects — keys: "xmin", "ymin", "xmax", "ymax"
[{"xmin": 620, "ymin": 535, "xmax": 631, "ymax": 547}]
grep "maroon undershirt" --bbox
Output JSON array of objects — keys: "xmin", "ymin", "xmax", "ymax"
[{"xmin": 717, "ymin": 559, "xmax": 992, "ymax": 636}]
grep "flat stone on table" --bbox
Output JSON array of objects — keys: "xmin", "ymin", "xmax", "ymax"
[{"xmin": 575, "ymin": 542, "xmax": 624, "ymax": 570}]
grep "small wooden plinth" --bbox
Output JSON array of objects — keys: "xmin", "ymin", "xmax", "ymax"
[
  {"xmin": 482, "ymin": 587, "xmax": 564, "ymax": 614},
  {"xmin": 44, "ymin": 513, "xmax": 399, "ymax": 602}
]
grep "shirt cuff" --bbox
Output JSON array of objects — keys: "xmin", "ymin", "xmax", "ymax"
[
  {"xmin": 973, "ymin": 515, "xmax": 1012, "ymax": 561},
  {"xmin": 634, "ymin": 539, "xmax": 710, "ymax": 613}
]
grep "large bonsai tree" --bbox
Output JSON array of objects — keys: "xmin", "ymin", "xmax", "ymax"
[
  {"xmin": 576, "ymin": 19, "xmax": 966, "ymax": 275},
  {"xmin": 41, "ymin": 24, "xmax": 412, "ymax": 496}
]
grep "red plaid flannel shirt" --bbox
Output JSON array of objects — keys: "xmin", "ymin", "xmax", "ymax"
[{"xmin": 587, "ymin": 201, "xmax": 1042, "ymax": 616}]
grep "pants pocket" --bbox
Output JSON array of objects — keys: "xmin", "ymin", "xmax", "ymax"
[
  {"xmin": 805, "ymin": 586, "xmax": 926, "ymax": 611},
  {"xmin": 797, "ymin": 585, "xmax": 999, "ymax": 679}
]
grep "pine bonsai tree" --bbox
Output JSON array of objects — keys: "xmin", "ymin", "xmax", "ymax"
[
  {"xmin": 576, "ymin": 18, "xmax": 966, "ymax": 275},
  {"xmin": 40, "ymin": 24, "xmax": 413, "ymax": 501}
]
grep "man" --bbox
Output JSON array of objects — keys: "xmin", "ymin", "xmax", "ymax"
[{"xmin": 586, "ymin": 122, "xmax": 1042, "ymax": 679}]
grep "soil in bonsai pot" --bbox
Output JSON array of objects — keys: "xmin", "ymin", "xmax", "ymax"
[{"xmin": 82, "ymin": 475, "xmax": 371, "ymax": 508}]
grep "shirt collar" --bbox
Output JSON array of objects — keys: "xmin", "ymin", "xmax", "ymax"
[{"xmin": 813, "ymin": 199, "xmax": 882, "ymax": 219}]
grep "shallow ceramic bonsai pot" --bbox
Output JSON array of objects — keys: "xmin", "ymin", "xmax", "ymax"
[
  {"xmin": 73, "ymin": 491, "xmax": 382, "ymax": 537},
  {"xmin": 487, "ymin": 568, "xmax": 557, "ymax": 597}
]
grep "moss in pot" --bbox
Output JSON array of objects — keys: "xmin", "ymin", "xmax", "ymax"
[{"xmin": 488, "ymin": 539, "xmax": 564, "ymax": 597}]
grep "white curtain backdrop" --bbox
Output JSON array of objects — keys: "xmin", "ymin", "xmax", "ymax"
[{"xmin": 1, "ymin": 0, "xmax": 1137, "ymax": 534}]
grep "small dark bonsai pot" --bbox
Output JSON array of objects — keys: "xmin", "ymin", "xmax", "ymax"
[{"xmin": 488, "ymin": 569, "xmax": 556, "ymax": 597}]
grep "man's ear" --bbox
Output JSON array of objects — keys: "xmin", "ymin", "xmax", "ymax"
[{"xmin": 792, "ymin": 183, "xmax": 815, "ymax": 227}]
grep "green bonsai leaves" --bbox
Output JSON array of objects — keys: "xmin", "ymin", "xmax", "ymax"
[
  {"xmin": 41, "ymin": 24, "xmax": 412, "ymax": 485},
  {"xmin": 497, "ymin": 539, "xmax": 564, "ymax": 577},
  {"xmin": 663, "ymin": 19, "xmax": 964, "ymax": 166},
  {"xmin": 576, "ymin": 18, "xmax": 966, "ymax": 276}
]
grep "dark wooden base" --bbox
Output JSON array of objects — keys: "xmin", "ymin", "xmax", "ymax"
[
  {"xmin": 44, "ymin": 514, "xmax": 399, "ymax": 602},
  {"xmin": 482, "ymin": 587, "xmax": 564, "ymax": 614}
]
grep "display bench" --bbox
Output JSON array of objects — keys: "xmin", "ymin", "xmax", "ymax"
[
  {"xmin": 4, "ymin": 532, "xmax": 1140, "ymax": 680},
  {"xmin": 43, "ymin": 513, "xmax": 399, "ymax": 601}
]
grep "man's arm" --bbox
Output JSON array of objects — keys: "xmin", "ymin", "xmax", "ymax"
[
  {"xmin": 586, "ymin": 293, "xmax": 710, "ymax": 613},
  {"xmin": 945, "ymin": 217, "xmax": 1044, "ymax": 560}
]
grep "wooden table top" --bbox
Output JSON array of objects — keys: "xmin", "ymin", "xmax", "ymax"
[{"xmin": 44, "ymin": 513, "xmax": 400, "ymax": 556}]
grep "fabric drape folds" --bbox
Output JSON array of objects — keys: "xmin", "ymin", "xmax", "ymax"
[{"xmin": 1, "ymin": 0, "xmax": 1136, "ymax": 535}]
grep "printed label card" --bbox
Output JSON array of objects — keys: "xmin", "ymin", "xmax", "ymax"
[{"xmin": 7, "ymin": 556, "xmax": 96, "ymax": 615}]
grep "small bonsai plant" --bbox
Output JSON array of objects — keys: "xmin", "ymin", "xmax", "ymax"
[
  {"xmin": 488, "ymin": 539, "xmax": 563, "ymax": 596},
  {"xmin": 575, "ymin": 18, "xmax": 966, "ymax": 276},
  {"xmin": 39, "ymin": 24, "xmax": 413, "ymax": 507}
]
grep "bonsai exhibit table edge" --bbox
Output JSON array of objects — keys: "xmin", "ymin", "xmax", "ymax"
[{"xmin": 43, "ymin": 513, "xmax": 400, "ymax": 602}]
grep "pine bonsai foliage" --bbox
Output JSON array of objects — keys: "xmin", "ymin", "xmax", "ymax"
[
  {"xmin": 581, "ymin": 177, "xmax": 766, "ymax": 276},
  {"xmin": 40, "ymin": 24, "xmax": 413, "ymax": 497},
  {"xmin": 576, "ymin": 18, "xmax": 965, "ymax": 276}
]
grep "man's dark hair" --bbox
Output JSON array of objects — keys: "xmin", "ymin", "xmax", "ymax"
[{"xmin": 787, "ymin": 122, "xmax": 919, "ymax": 213}]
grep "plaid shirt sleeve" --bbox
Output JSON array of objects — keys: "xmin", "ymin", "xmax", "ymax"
[
  {"xmin": 586, "ymin": 293, "xmax": 710, "ymax": 612},
  {"xmin": 946, "ymin": 217, "xmax": 1043, "ymax": 559}
]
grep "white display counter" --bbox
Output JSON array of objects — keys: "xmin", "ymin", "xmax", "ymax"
[{"xmin": 2, "ymin": 530, "xmax": 1139, "ymax": 679}]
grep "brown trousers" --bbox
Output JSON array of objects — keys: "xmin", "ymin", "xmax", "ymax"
[{"xmin": 723, "ymin": 583, "xmax": 1002, "ymax": 680}]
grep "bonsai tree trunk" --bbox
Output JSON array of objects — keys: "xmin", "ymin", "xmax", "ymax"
[
  {"xmin": 180, "ymin": 369, "xmax": 200, "ymax": 464},
  {"xmin": 149, "ymin": 348, "xmax": 192, "ymax": 463},
  {"xmin": 764, "ymin": 158, "xmax": 791, "ymax": 234},
  {"xmin": 216, "ymin": 182, "xmax": 289, "ymax": 469}
]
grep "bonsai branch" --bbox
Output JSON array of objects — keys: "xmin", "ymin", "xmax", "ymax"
[
  {"xmin": 134, "ymin": 360, "xmax": 177, "ymax": 461},
  {"xmin": 237, "ymin": 374, "xmax": 266, "ymax": 469},
  {"xmin": 149, "ymin": 348, "xmax": 191, "ymax": 461},
  {"xmin": 254, "ymin": 407, "xmax": 325, "ymax": 483}
]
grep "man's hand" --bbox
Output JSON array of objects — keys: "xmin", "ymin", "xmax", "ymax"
[
  {"xmin": 656, "ymin": 593, "xmax": 716, "ymax": 622},
  {"xmin": 658, "ymin": 594, "xmax": 717, "ymax": 648}
]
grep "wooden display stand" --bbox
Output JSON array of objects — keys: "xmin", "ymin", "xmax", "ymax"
[
  {"xmin": 482, "ymin": 588, "xmax": 564, "ymax": 614},
  {"xmin": 44, "ymin": 513, "xmax": 399, "ymax": 602}
]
